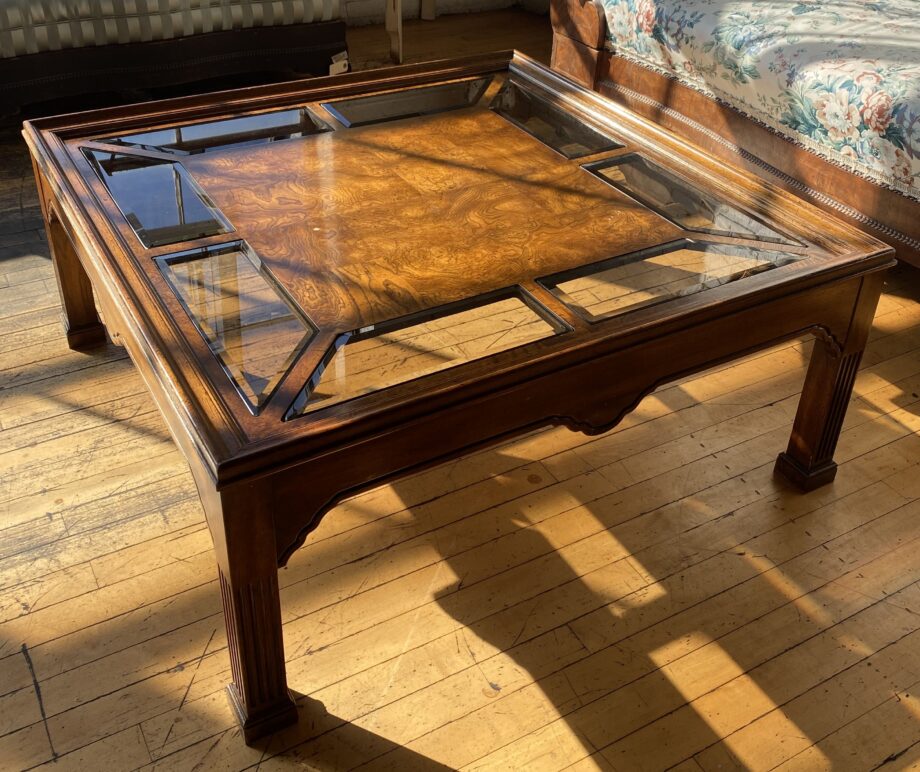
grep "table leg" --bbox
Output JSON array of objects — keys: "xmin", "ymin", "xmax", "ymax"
[
  {"xmin": 210, "ymin": 481, "xmax": 298, "ymax": 743},
  {"xmin": 385, "ymin": 0, "xmax": 403, "ymax": 63},
  {"xmin": 775, "ymin": 273, "xmax": 885, "ymax": 491},
  {"xmin": 46, "ymin": 213, "xmax": 107, "ymax": 350}
]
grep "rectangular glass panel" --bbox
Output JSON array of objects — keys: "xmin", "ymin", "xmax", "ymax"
[
  {"xmin": 83, "ymin": 149, "xmax": 230, "ymax": 248},
  {"xmin": 541, "ymin": 242, "xmax": 803, "ymax": 321},
  {"xmin": 491, "ymin": 81, "xmax": 622, "ymax": 158},
  {"xmin": 322, "ymin": 77, "xmax": 492, "ymax": 128},
  {"xmin": 590, "ymin": 155, "xmax": 796, "ymax": 245},
  {"xmin": 157, "ymin": 242, "xmax": 314, "ymax": 410},
  {"xmin": 287, "ymin": 292, "xmax": 564, "ymax": 417},
  {"xmin": 100, "ymin": 108, "xmax": 331, "ymax": 155}
]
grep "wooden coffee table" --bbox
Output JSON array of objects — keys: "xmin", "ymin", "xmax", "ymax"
[{"xmin": 23, "ymin": 51, "xmax": 895, "ymax": 744}]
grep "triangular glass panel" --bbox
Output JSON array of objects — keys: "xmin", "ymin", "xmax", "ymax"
[
  {"xmin": 539, "ymin": 240, "xmax": 805, "ymax": 321},
  {"xmin": 588, "ymin": 154, "xmax": 798, "ymax": 246},
  {"xmin": 321, "ymin": 77, "xmax": 492, "ymax": 128},
  {"xmin": 490, "ymin": 80, "xmax": 622, "ymax": 158},
  {"xmin": 83, "ymin": 149, "xmax": 230, "ymax": 248},
  {"xmin": 156, "ymin": 242, "xmax": 315, "ymax": 411},
  {"xmin": 286, "ymin": 290, "xmax": 567, "ymax": 418},
  {"xmin": 98, "ymin": 107, "xmax": 332, "ymax": 155}
]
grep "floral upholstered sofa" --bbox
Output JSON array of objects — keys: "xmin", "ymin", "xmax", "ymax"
[{"xmin": 550, "ymin": 0, "xmax": 920, "ymax": 264}]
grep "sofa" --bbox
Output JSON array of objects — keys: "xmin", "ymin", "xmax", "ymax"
[
  {"xmin": 550, "ymin": 0, "xmax": 920, "ymax": 265},
  {"xmin": 1, "ymin": 0, "xmax": 348, "ymax": 109}
]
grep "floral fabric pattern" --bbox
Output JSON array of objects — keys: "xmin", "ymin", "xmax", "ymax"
[{"xmin": 599, "ymin": 0, "xmax": 920, "ymax": 200}]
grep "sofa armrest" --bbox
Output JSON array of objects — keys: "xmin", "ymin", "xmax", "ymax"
[{"xmin": 550, "ymin": 0, "xmax": 607, "ymax": 87}]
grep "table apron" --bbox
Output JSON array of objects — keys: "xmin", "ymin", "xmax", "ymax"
[{"xmin": 265, "ymin": 269, "xmax": 876, "ymax": 566}]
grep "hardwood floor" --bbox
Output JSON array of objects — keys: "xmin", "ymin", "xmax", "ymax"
[{"xmin": 3, "ymin": 11, "xmax": 920, "ymax": 771}]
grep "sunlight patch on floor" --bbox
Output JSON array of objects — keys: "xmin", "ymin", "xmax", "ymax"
[{"xmin": 650, "ymin": 635, "xmax": 830, "ymax": 770}]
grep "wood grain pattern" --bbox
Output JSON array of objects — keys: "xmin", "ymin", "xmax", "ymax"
[
  {"xmin": 21, "ymin": 48, "xmax": 897, "ymax": 745},
  {"xmin": 550, "ymin": 0, "xmax": 605, "ymax": 48},
  {"xmin": 182, "ymin": 98, "xmax": 676, "ymax": 331}
]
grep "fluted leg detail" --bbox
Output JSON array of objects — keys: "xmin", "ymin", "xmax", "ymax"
[
  {"xmin": 776, "ymin": 274, "xmax": 884, "ymax": 491},
  {"xmin": 219, "ymin": 566, "xmax": 297, "ymax": 741},
  {"xmin": 775, "ymin": 347, "xmax": 862, "ymax": 490},
  {"xmin": 208, "ymin": 481, "xmax": 298, "ymax": 744}
]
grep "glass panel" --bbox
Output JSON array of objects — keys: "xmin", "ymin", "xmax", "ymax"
[
  {"xmin": 590, "ymin": 155, "xmax": 796, "ymax": 245},
  {"xmin": 491, "ymin": 81, "xmax": 622, "ymax": 158},
  {"xmin": 541, "ymin": 241, "xmax": 803, "ymax": 321},
  {"xmin": 100, "ymin": 108, "xmax": 332, "ymax": 155},
  {"xmin": 322, "ymin": 77, "xmax": 492, "ymax": 128},
  {"xmin": 156, "ymin": 242, "xmax": 314, "ymax": 410},
  {"xmin": 287, "ymin": 292, "xmax": 564, "ymax": 417},
  {"xmin": 83, "ymin": 149, "xmax": 230, "ymax": 248}
]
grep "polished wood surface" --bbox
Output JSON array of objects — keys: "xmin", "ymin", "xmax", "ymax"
[
  {"xmin": 4, "ymin": 17, "xmax": 920, "ymax": 767},
  {"xmin": 184, "ymin": 94, "xmax": 676, "ymax": 331},
  {"xmin": 22, "ymin": 50, "xmax": 895, "ymax": 744},
  {"xmin": 25, "ymin": 52, "xmax": 891, "ymax": 460},
  {"xmin": 550, "ymin": 0, "xmax": 605, "ymax": 48}
]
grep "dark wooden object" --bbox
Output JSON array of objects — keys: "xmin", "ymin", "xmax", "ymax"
[
  {"xmin": 548, "ymin": 0, "xmax": 920, "ymax": 267},
  {"xmin": 549, "ymin": 0, "xmax": 605, "ymax": 88},
  {"xmin": 1, "ymin": 20, "xmax": 346, "ymax": 110},
  {"xmin": 23, "ymin": 52, "xmax": 894, "ymax": 744}
]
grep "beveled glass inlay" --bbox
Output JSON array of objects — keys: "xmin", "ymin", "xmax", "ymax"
[
  {"xmin": 157, "ymin": 242, "xmax": 314, "ymax": 410},
  {"xmin": 321, "ymin": 77, "xmax": 492, "ymax": 128},
  {"xmin": 589, "ymin": 155, "xmax": 796, "ymax": 245},
  {"xmin": 540, "ymin": 241, "xmax": 804, "ymax": 321},
  {"xmin": 286, "ymin": 291, "xmax": 566, "ymax": 417},
  {"xmin": 491, "ymin": 80, "xmax": 622, "ymax": 158},
  {"xmin": 100, "ymin": 107, "xmax": 332, "ymax": 155},
  {"xmin": 83, "ymin": 149, "xmax": 230, "ymax": 248}
]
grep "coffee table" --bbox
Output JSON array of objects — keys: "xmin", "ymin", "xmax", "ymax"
[{"xmin": 23, "ymin": 51, "xmax": 895, "ymax": 744}]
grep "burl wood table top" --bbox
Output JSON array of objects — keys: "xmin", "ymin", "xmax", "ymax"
[{"xmin": 22, "ymin": 51, "xmax": 891, "ymax": 485}]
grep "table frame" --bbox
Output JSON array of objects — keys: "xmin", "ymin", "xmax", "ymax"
[{"xmin": 24, "ymin": 52, "xmax": 895, "ymax": 743}]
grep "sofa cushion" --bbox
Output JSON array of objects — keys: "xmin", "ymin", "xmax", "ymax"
[
  {"xmin": 0, "ymin": 0, "xmax": 341, "ymax": 60},
  {"xmin": 599, "ymin": 0, "xmax": 919, "ymax": 201}
]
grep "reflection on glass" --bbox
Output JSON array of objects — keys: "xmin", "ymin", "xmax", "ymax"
[
  {"xmin": 541, "ymin": 241, "xmax": 803, "ymax": 320},
  {"xmin": 100, "ymin": 108, "xmax": 332, "ymax": 155},
  {"xmin": 322, "ymin": 77, "xmax": 492, "ymax": 127},
  {"xmin": 157, "ymin": 242, "xmax": 314, "ymax": 410},
  {"xmin": 83, "ymin": 149, "xmax": 230, "ymax": 248},
  {"xmin": 287, "ymin": 292, "xmax": 565, "ymax": 417},
  {"xmin": 590, "ymin": 155, "xmax": 795, "ymax": 245},
  {"xmin": 491, "ymin": 80, "xmax": 621, "ymax": 158}
]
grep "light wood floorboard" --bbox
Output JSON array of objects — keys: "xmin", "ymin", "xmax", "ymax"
[{"xmin": 3, "ymin": 10, "xmax": 920, "ymax": 772}]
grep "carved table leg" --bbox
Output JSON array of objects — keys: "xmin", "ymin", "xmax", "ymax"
[
  {"xmin": 385, "ymin": 0, "xmax": 402, "ymax": 63},
  {"xmin": 46, "ymin": 213, "xmax": 107, "ymax": 350},
  {"xmin": 775, "ymin": 274, "xmax": 885, "ymax": 491},
  {"xmin": 207, "ymin": 480, "xmax": 297, "ymax": 743}
]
